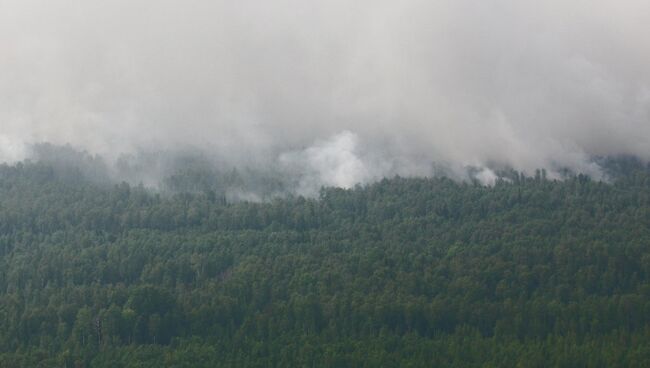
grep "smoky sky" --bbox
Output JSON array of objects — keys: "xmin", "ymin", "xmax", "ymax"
[{"xmin": 1, "ymin": 0, "xmax": 649, "ymax": 187}]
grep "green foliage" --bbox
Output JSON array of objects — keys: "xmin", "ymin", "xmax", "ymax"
[{"xmin": 0, "ymin": 159, "xmax": 650, "ymax": 366}]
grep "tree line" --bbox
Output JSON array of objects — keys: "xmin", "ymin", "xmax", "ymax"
[{"xmin": 0, "ymin": 159, "xmax": 649, "ymax": 366}]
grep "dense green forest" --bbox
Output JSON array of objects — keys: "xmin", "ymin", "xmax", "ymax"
[{"xmin": 1, "ymin": 158, "xmax": 650, "ymax": 367}]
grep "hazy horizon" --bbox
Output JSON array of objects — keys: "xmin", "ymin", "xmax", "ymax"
[{"xmin": 1, "ymin": 0, "xmax": 649, "ymax": 190}]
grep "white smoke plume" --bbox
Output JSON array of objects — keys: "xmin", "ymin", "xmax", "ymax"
[
  {"xmin": 1, "ymin": 0, "xmax": 649, "ymax": 187},
  {"xmin": 280, "ymin": 131, "xmax": 376, "ymax": 196}
]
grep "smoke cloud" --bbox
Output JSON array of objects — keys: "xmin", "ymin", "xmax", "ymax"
[
  {"xmin": 1, "ymin": 0, "xmax": 649, "ymax": 187},
  {"xmin": 280, "ymin": 131, "xmax": 383, "ymax": 195}
]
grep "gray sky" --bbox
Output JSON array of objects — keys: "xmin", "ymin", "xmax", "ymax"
[{"xmin": 1, "ymin": 0, "xmax": 649, "ymax": 186}]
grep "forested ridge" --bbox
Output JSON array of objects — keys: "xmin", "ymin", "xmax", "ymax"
[{"xmin": 1, "ymin": 160, "xmax": 650, "ymax": 367}]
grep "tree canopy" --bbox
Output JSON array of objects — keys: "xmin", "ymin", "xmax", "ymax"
[{"xmin": 1, "ymin": 159, "xmax": 650, "ymax": 367}]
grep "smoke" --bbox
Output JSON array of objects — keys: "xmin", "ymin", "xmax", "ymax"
[
  {"xmin": 1, "ymin": 0, "xmax": 649, "ymax": 187},
  {"xmin": 280, "ymin": 131, "xmax": 380, "ymax": 196}
]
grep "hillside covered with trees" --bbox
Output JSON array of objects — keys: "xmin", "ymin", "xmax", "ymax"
[{"xmin": 1, "ymin": 159, "xmax": 650, "ymax": 367}]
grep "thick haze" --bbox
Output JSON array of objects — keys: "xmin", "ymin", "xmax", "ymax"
[{"xmin": 1, "ymin": 0, "xmax": 649, "ymax": 190}]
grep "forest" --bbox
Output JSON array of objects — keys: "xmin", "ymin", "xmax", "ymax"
[{"xmin": 1, "ymin": 157, "xmax": 650, "ymax": 367}]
